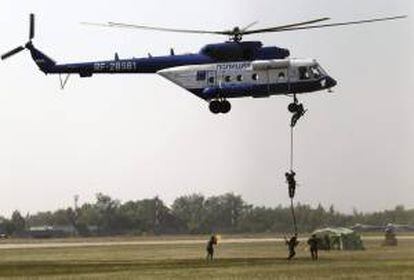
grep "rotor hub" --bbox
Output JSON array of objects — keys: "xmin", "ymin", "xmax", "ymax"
[{"xmin": 230, "ymin": 27, "xmax": 243, "ymax": 42}]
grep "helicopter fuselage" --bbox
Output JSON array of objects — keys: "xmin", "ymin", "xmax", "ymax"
[
  {"xmin": 25, "ymin": 41, "xmax": 336, "ymax": 113},
  {"xmin": 158, "ymin": 59, "xmax": 336, "ymax": 101}
]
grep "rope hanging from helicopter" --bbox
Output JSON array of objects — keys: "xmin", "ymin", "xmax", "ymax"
[
  {"xmin": 286, "ymin": 126, "xmax": 298, "ymax": 235},
  {"xmin": 285, "ymin": 95, "xmax": 307, "ymax": 235},
  {"xmin": 290, "ymin": 126, "xmax": 294, "ymax": 172}
]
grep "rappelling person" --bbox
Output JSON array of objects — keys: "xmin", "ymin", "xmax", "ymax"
[
  {"xmin": 285, "ymin": 171, "xmax": 297, "ymax": 199},
  {"xmin": 285, "ymin": 233, "xmax": 300, "ymax": 260},
  {"xmin": 291, "ymin": 103, "xmax": 306, "ymax": 128},
  {"xmin": 288, "ymin": 97, "xmax": 307, "ymax": 128}
]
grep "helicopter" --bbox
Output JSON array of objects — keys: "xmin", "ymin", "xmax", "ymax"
[{"xmin": 1, "ymin": 14, "xmax": 406, "ymax": 114}]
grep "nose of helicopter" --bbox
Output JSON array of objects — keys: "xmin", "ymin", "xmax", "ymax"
[{"xmin": 325, "ymin": 76, "xmax": 337, "ymax": 89}]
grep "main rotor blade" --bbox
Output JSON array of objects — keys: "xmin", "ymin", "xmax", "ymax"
[
  {"xmin": 242, "ymin": 17, "xmax": 331, "ymax": 35},
  {"xmin": 82, "ymin": 22, "xmax": 227, "ymax": 35},
  {"xmin": 1, "ymin": 46, "xmax": 25, "ymax": 60},
  {"xmin": 90, "ymin": 18, "xmax": 330, "ymax": 36},
  {"xmin": 241, "ymin": 21, "xmax": 259, "ymax": 32},
  {"xmin": 29, "ymin": 13, "xmax": 35, "ymax": 40},
  {"xmin": 261, "ymin": 15, "xmax": 407, "ymax": 33},
  {"xmin": 81, "ymin": 15, "xmax": 406, "ymax": 39}
]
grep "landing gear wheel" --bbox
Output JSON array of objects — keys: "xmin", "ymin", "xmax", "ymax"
[
  {"xmin": 220, "ymin": 100, "xmax": 231, "ymax": 114},
  {"xmin": 209, "ymin": 100, "xmax": 221, "ymax": 114}
]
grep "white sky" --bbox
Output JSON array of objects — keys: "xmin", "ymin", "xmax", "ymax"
[{"xmin": 0, "ymin": 0, "xmax": 412, "ymax": 216}]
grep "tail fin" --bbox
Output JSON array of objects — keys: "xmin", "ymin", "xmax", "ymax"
[{"xmin": 26, "ymin": 42, "xmax": 56, "ymax": 74}]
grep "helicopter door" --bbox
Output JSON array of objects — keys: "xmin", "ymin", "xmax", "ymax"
[{"xmin": 206, "ymin": 71, "xmax": 216, "ymax": 87}]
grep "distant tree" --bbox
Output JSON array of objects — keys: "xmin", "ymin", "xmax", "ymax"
[
  {"xmin": 203, "ymin": 193, "xmax": 248, "ymax": 233},
  {"xmin": 51, "ymin": 209, "xmax": 72, "ymax": 226},
  {"xmin": 238, "ymin": 206, "xmax": 277, "ymax": 233},
  {"xmin": 117, "ymin": 201, "xmax": 144, "ymax": 232},
  {"xmin": 11, "ymin": 210, "xmax": 26, "ymax": 234},
  {"xmin": 26, "ymin": 211, "xmax": 54, "ymax": 227},
  {"xmin": 172, "ymin": 194, "xmax": 206, "ymax": 233},
  {"xmin": 94, "ymin": 193, "xmax": 120, "ymax": 234},
  {"xmin": 75, "ymin": 203, "xmax": 100, "ymax": 236},
  {"xmin": 8, "ymin": 193, "xmax": 413, "ymax": 237}
]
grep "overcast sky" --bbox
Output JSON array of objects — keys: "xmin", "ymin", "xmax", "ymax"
[{"xmin": 0, "ymin": 0, "xmax": 412, "ymax": 216}]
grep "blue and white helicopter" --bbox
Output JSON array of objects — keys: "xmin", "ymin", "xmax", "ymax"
[{"xmin": 2, "ymin": 14, "xmax": 406, "ymax": 114}]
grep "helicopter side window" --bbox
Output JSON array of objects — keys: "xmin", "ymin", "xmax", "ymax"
[
  {"xmin": 196, "ymin": 71, "xmax": 207, "ymax": 81},
  {"xmin": 299, "ymin": 67, "xmax": 311, "ymax": 80}
]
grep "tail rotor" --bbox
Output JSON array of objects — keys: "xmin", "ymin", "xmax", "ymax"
[
  {"xmin": 1, "ymin": 13, "xmax": 35, "ymax": 61},
  {"xmin": 1, "ymin": 46, "xmax": 25, "ymax": 60},
  {"xmin": 29, "ymin": 13, "xmax": 35, "ymax": 40}
]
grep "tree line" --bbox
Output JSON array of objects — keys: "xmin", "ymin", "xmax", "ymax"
[{"xmin": 0, "ymin": 193, "xmax": 413, "ymax": 237}]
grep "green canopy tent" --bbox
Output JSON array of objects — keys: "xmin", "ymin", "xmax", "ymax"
[{"xmin": 311, "ymin": 227, "xmax": 364, "ymax": 251}]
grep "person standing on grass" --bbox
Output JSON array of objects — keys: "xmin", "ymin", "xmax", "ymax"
[
  {"xmin": 307, "ymin": 234, "xmax": 319, "ymax": 260},
  {"xmin": 206, "ymin": 235, "xmax": 218, "ymax": 261}
]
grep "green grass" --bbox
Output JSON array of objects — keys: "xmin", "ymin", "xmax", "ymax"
[{"xmin": 0, "ymin": 237, "xmax": 413, "ymax": 279}]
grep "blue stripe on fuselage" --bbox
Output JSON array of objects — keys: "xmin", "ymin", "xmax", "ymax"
[{"xmin": 49, "ymin": 54, "xmax": 217, "ymax": 75}]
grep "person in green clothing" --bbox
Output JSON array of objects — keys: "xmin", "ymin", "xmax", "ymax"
[
  {"xmin": 285, "ymin": 171, "xmax": 297, "ymax": 199},
  {"xmin": 285, "ymin": 233, "xmax": 299, "ymax": 260},
  {"xmin": 307, "ymin": 234, "xmax": 319, "ymax": 260}
]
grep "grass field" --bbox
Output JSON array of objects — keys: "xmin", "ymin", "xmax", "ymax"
[{"xmin": 0, "ymin": 236, "xmax": 413, "ymax": 279}]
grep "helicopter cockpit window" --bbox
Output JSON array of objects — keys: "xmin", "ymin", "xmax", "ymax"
[
  {"xmin": 310, "ymin": 66, "xmax": 321, "ymax": 79},
  {"xmin": 196, "ymin": 71, "xmax": 207, "ymax": 81},
  {"xmin": 299, "ymin": 67, "xmax": 311, "ymax": 80}
]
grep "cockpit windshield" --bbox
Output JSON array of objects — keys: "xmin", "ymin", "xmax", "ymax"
[
  {"xmin": 295, "ymin": 61, "xmax": 327, "ymax": 81},
  {"xmin": 314, "ymin": 64, "xmax": 327, "ymax": 76},
  {"xmin": 310, "ymin": 66, "xmax": 321, "ymax": 79},
  {"xmin": 299, "ymin": 66, "xmax": 323, "ymax": 80}
]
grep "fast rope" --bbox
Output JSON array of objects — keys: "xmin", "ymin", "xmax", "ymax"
[
  {"xmin": 290, "ymin": 126, "xmax": 294, "ymax": 171},
  {"xmin": 288, "ymin": 126, "xmax": 298, "ymax": 235},
  {"xmin": 290, "ymin": 194, "xmax": 298, "ymax": 235},
  {"xmin": 286, "ymin": 98, "xmax": 306, "ymax": 236}
]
